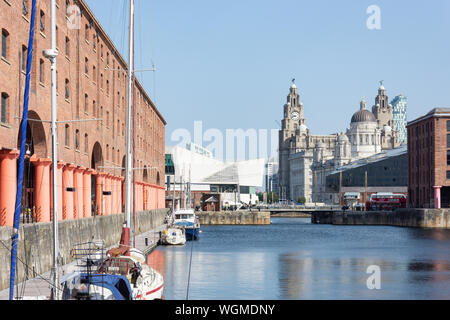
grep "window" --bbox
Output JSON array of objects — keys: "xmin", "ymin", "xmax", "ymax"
[
  {"xmin": 85, "ymin": 24, "xmax": 89, "ymax": 42},
  {"xmin": 84, "ymin": 134, "xmax": 88, "ymax": 153},
  {"xmin": 447, "ymin": 171, "xmax": 450, "ymax": 180},
  {"xmin": 447, "ymin": 134, "xmax": 450, "ymax": 148},
  {"xmin": 84, "ymin": 94, "xmax": 88, "ymax": 113},
  {"xmin": 447, "ymin": 150, "xmax": 450, "ymax": 166},
  {"xmin": 106, "ymin": 80, "xmax": 109, "ymax": 94},
  {"xmin": 65, "ymin": 79, "xmax": 70, "ymax": 99},
  {"xmin": 93, "ymin": 65, "xmax": 96, "ymax": 82},
  {"xmin": 447, "ymin": 121, "xmax": 450, "ymax": 132},
  {"xmin": 40, "ymin": 10, "xmax": 45, "ymax": 33},
  {"xmin": 84, "ymin": 57, "xmax": 88, "ymax": 74},
  {"xmin": 106, "ymin": 52, "xmax": 109, "ymax": 65},
  {"xmin": 106, "ymin": 111, "xmax": 109, "ymax": 127},
  {"xmin": 21, "ymin": 45, "xmax": 27, "ymax": 71},
  {"xmin": 1, "ymin": 92, "xmax": 8, "ymax": 123},
  {"xmin": 92, "ymin": 100, "xmax": 96, "ymax": 117},
  {"xmin": 75, "ymin": 129, "xmax": 80, "ymax": 150},
  {"xmin": 65, "ymin": 124, "xmax": 70, "ymax": 146},
  {"xmin": 39, "ymin": 59, "xmax": 45, "ymax": 83},
  {"xmin": 65, "ymin": 37, "xmax": 70, "ymax": 56},
  {"xmin": 1, "ymin": 29, "xmax": 9, "ymax": 59}
]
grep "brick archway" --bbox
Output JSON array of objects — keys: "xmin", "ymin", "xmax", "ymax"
[
  {"xmin": 16, "ymin": 110, "xmax": 47, "ymax": 158},
  {"xmin": 91, "ymin": 142, "xmax": 103, "ymax": 171}
]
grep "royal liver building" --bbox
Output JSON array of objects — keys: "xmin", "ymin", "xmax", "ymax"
[{"xmin": 278, "ymin": 81, "xmax": 401, "ymax": 203}]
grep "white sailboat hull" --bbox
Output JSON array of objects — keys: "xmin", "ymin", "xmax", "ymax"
[
  {"xmin": 134, "ymin": 265, "xmax": 165, "ymax": 300},
  {"xmin": 162, "ymin": 227, "xmax": 187, "ymax": 246}
]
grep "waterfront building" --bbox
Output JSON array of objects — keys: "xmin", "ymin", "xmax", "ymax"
[
  {"xmin": 264, "ymin": 158, "xmax": 278, "ymax": 194},
  {"xmin": 165, "ymin": 145, "xmax": 265, "ymax": 209},
  {"xmin": 325, "ymin": 145, "xmax": 407, "ymax": 204},
  {"xmin": 391, "ymin": 94, "xmax": 408, "ymax": 144},
  {"xmin": 278, "ymin": 81, "xmax": 400, "ymax": 204},
  {"xmin": 0, "ymin": 0, "xmax": 166, "ymax": 227},
  {"xmin": 407, "ymin": 108, "xmax": 450, "ymax": 208}
]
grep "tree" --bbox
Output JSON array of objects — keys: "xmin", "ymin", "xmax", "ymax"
[
  {"xmin": 257, "ymin": 192, "xmax": 264, "ymax": 202},
  {"xmin": 269, "ymin": 192, "xmax": 279, "ymax": 203},
  {"xmin": 298, "ymin": 196, "xmax": 306, "ymax": 204}
]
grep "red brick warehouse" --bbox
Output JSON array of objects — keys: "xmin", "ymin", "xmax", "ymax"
[
  {"xmin": 0, "ymin": 0, "xmax": 166, "ymax": 227},
  {"xmin": 407, "ymin": 108, "xmax": 450, "ymax": 208}
]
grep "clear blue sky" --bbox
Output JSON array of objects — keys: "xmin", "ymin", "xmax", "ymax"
[{"xmin": 86, "ymin": 0, "xmax": 450, "ymax": 156}]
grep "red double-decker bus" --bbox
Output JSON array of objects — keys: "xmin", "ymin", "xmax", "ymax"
[{"xmin": 366, "ymin": 193, "xmax": 407, "ymax": 211}]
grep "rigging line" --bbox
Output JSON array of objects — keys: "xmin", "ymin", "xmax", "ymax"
[
  {"xmin": 0, "ymin": 240, "xmax": 59, "ymax": 294},
  {"xmin": 186, "ymin": 238, "xmax": 195, "ymax": 300}
]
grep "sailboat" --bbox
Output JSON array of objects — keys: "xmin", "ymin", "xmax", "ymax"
[
  {"xmin": 94, "ymin": 0, "xmax": 164, "ymax": 300},
  {"xmin": 161, "ymin": 177, "xmax": 186, "ymax": 245},
  {"xmin": 161, "ymin": 208, "xmax": 187, "ymax": 246}
]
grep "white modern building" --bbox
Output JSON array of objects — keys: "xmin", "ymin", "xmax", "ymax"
[{"xmin": 165, "ymin": 145, "xmax": 265, "ymax": 207}]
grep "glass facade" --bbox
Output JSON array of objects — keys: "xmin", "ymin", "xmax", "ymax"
[{"xmin": 391, "ymin": 95, "xmax": 408, "ymax": 144}]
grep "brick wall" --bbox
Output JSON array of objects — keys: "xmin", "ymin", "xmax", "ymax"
[{"xmin": 0, "ymin": 0, "xmax": 165, "ymax": 185}]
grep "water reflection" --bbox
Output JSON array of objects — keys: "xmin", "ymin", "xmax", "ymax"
[{"xmin": 157, "ymin": 218, "xmax": 450, "ymax": 300}]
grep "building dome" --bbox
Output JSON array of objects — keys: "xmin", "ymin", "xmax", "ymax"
[
  {"xmin": 351, "ymin": 100, "xmax": 376, "ymax": 123},
  {"xmin": 351, "ymin": 109, "xmax": 376, "ymax": 123}
]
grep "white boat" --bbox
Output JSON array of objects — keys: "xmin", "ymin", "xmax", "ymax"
[
  {"xmin": 162, "ymin": 226, "xmax": 186, "ymax": 246},
  {"xmin": 99, "ymin": 249, "xmax": 164, "ymax": 300},
  {"xmin": 174, "ymin": 209, "xmax": 200, "ymax": 240}
]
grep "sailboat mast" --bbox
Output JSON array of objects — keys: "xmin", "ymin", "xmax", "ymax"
[
  {"xmin": 50, "ymin": 0, "xmax": 59, "ymax": 299},
  {"xmin": 125, "ymin": 0, "xmax": 135, "ymax": 230}
]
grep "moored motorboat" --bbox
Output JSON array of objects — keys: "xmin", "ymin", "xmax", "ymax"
[{"xmin": 174, "ymin": 209, "xmax": 200, "ymax": 240}]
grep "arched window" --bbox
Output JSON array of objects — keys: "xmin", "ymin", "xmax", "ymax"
[
  {"xmin": 84, "ymin": 134, "xmax": 88, "ymax": 153},
  {"xmin": 1, "ymin": 92, "xmax": 9, "ymax": 124},
  {"xmin": 84, "ymin": 94, "xmax": 88, "ymax": 113},
  {"xmin": 39, "ymin": 59, "xmax": 44, "ymax": 83},
  {"xmin": 65, "ymin": 37, "xmax": 70, "ymax": 56},
  {"xmin": 21, "ymin": 45, "xmax": 27, "ymax": 71},
  {"xmin": 65, "ymin": 124, "xmax": 70, "ymax": 146},
  {"xmin": 65, "ymin": 79, "xmax": 70, "ymax": 99},
  {"xmin": 2, "ymin": 29, "xmax": 9, "ymax": 59},
  {"xmin": 75, "ymin": 129, "xmax": 80, "ymax": 150}
]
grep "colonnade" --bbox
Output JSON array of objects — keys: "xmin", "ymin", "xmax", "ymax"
[{"xmin": 0, "ymin": 151, "xmax": 166, "ymax": 227}]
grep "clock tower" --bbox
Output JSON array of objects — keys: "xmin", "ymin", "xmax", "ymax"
[
  {"xmin": 281, "ymin": 80, "xmax": 305, "ymax": 131},
  {"xmin": 278, "ymin": 80, "xmax": 308, "ymax": 201}
]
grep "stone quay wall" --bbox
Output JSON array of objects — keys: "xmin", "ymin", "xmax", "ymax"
[
  {"xmin": 0, "ymin": 209, "xmax": 168, "ymax": 291},
  {"xmin": 311, "ymin": 209, "xmax": 450, "ymax": 229},
  {"xmin": 197, "ymin": 211, "xmax": 271, "ymax": 225}
]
